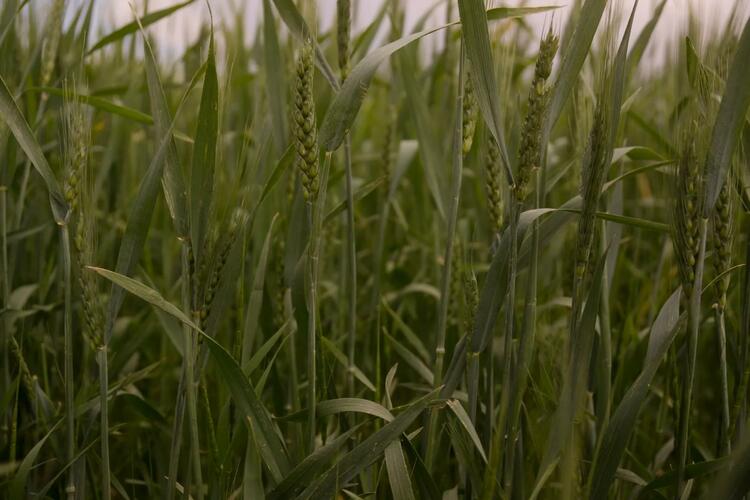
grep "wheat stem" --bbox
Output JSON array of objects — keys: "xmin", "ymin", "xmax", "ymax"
[
  {"xmin": 97, "ymin": 346, "xmax": 111, "ymax": 499},
  {"xmin": 61, "ymin": 223, "xmax": 76, "ymax": 500},
  {"xmin": 426, "ymin": 40, "xmax": 465, "ymax": 471},
  {"xmin": 676, "ymin": 217, "xmax": 707, "ymax": 496},
  {"xmin": 343, "ymin": 136, "xmax": 357, "ymax": 396}
]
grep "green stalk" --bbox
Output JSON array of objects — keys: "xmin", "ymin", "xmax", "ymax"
[
  {"xmin": 343, "ymin": 135, "xmax": 357, "ymax": 397},
  {"xmin": 426, "ymin": 42, "xmax": 465, "ymax": 469},
  {"xmin": 97, "ymin": 346, "xmax": 111, "ymax": 499},
  {"xmin": 715, "ymin": 306, "xmax": 731, "ymax": 455},
  {"xmin": 504, "ymin": 167, "xmax": 543, "ymax": 497},
  {"xmin": 186, "ymin": 273, "xmax": 203, "ymax": 500},
  {"xmin": 61, "ymin": 224, "xmax": 76, "ymax": 500},
  {"xmin": 166, "ymin": 244, "xmax": 191, "ymax": 500},
  {"xmin": 185, "ymin": 323, "xmax": 203, "ymax": 500},
  {"xmin": 481, "ymin": 192, "xmax": 519, "ymax": 500},
  {"xmin": 677, "ymin": 218, "xmax": 708, "ymax": 496},
  {"xmin": 306, "ymin": 153, "xmax": 331, "ymax": 453},
  {"xmin": 166, "ymin": 371, "xmax": 187, "ymax": 500},
  {"xmin": 596, "ymin": 220, "xmax": 612, "ymax": 432},
  {"xmin": 305, "ymin": 198, "xmax": 316, "ymax": 454},
  {"xmin": 730, "ymin": 237, "xmax": 750, "ymax": 442},
  {"xmin": 10, "ymin": 373, "xmax": 18, "ymax": 463},
  {"xmin": 466, "ymin": 349, "xmax": 480, "ymax": 423},
  {"xmin": 1, "ymin": 186, "xmax": 8, "ymax": 395}
]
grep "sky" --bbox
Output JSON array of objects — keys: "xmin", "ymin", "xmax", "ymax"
[{"xmin": 86, "ymin": 0, "xmax": 749, "ymax": 63}]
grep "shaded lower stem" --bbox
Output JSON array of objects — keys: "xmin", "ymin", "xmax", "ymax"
[
  {"xmin": 61, "ymin": 224, "xmax": 76, "ymax": 500},
  {"xmin": 676, "ymin": 218, "xmax": 708, "ymax": 496},
  {"xmin": 98, "ymin": 346, "xmax": 111, "ymax": 499}
]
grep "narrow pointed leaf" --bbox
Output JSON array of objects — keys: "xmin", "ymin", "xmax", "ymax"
[
  {"xmin": 458, "ymin": 0, "xmax": 511, "ymax": 177},
  {"xmin": 89, "ymin": 266, "xmax": 292, "ymax": 481},
  {"xmin": 268, "ymin": 425, "xmax": 362, "ymax": 500},
  {"xmin": 32, "ymin": 86, "xmax": 153, "ymax": 123},
  {"xmin": 87, "ymin": 0, "xmax": 197, "ymax": 54},
  {"xmin": 190, "ymin": 31, "xmax": 219, "ymax": 261},
  {"xmin": 385, "ymin": 439, "xmax": 416, "ymax": 500},
  {"xmin": 546, "ymin": 0, "xmax": 608, "ymax": 131},
  {"xmin": 9, "ymin": 420, "xmax": 62, "ymax": 499},
  {"xmin": 269, "ymin": 0, "xmax": 339, "ymax": 90},
  {"xmin": 296, "ymin": 388, "xmax": 441, "ymax": 499},
  {"xmin": 588, "ymin": 289, "xmax": 682, "ymax": 499},
  {"xmin": 0, "ymin": 75, "xmax": 67, "ymax": 223},
  {"xmin": 703, "ymin": 14, "xmax": 750, "ymax": 215}
]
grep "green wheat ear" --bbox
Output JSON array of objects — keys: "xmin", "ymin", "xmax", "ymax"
[
  {"xmin": 64, "ymin": 93, "xmax": 103, "ymax": 350},
  {"xmin": 293, "ymin": 41, "xmax": 320, "ymax": 202},
  {"xmin": 575, "ymin": 104, "xmax": 608, "ymax": 287},
  {"xmin": 40, "ymin": 0, "xmax": 65, "ymax": 89},
  {"xmin": 671, "ymin": 123, "xmax": 702, "ymax": 299},
  {"xmin": 462, "ymin": 66, "xmax": 478, "ymax": 156},
  {"xmin": 712, "ymin": 169, "xmax": 735, "ymax": 311},
  {"xmin": 515, "ymin": 30, "xmax": 559, "ymax": 203},
  {"xmin": 672, "ymin": 124, "xmax": 703, "ymax": 297},
  {"xmin": 485, "ymin": 135, "xmax": 504, "ymax": 235},
  {"xmin": 463, "ymin": 265, "xmax": 479, "ymax": 338},
  {"xmin": 200, "ymin": 208, "xmax": 247, "ymax": 328},
  {"xmin": 337, "ymin": 0, "xmax": 351, "ymax": 79}
]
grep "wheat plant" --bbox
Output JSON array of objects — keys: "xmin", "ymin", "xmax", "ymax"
[{"xmin": 1, "ymin": 1, "xmax": 750, "ymax": 499}]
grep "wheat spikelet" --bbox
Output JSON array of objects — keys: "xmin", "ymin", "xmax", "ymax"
[
  {"xmin": 41, "ymin": 0, "xmax": 65, "ymax": 89},
  {"xmin": 64, "ymin": 95, "xmax": 103, "ymax": 350},
  {"xmin": 462, "ymin": 67, "xmax": 478, "ymax": 156},
  {"xmin": 574, "ymin": 104, "xmax": 608, "ymax": 288},
  {"xmin": 337, "ymin": 0, "xmax": 351, "ymax": 79},
  {"xmin": 515, "ymin": 30, "xmax": 559, "ymax": 203},
  {"xmin": 486, "ymin": 136, "xmax": 504, "ymax": 234},
  {"xmin": 671, "ymin": 125, "xmax": 702, "ymax": 299},
  {"xmin": 463, "ymin": 265, "xmax": 479, "ymax": 338},
  {"xmin": 200, "ymin": 208, "xmax": 247, "ymax": 327},
  {"xmin": 711, "ymin": 175, "xmax": 735, "ymax": 311},
  {"xmin": 293, "ymin": 42, "xmax": 320, "ymax": 201}
]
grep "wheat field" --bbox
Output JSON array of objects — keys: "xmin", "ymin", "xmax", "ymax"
[{"xmin": 2, "ymin": 0, "xmax": 750, "ymax": 498}]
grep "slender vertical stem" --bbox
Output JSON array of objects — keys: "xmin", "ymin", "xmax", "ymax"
[
  {"xmin": 1, "ymin": 186, "xmax": 9, "ymax": 396},
  {"xmin": 166, "ymin": 372, "xmax": 187, "ymax": 500},
  {"xmin": 306, "ymin": 153, "xmax": 331, "ymax": 453},
  {"xmin": 166, "ymin": 243, "xmax": 191, "ymax": 500},
  {"xmin": 185, "ymin": 250, "xmax": 203, "ymax": 500},
  {"xmin": 344, "ymin": 135, "xmax": 357, "ymax": 397},
  {"xmin": 426, "ymin": 42, "xmax": 464, "ymax": 469},
  {"xmin": 61, "ymin": 224, "xmax": 76, "ymax": 500},
  {"xmin": 305, "ymin": 199, "xmax": 316, "ymax": 453},
  {"xmin": 730, "ymin": 235, "xmax": 750, "ymax": 442},
  {"xmin": 185, "ymin": 322, "xmax": 203, "ymax": 500},
  {"xmin": 10, "ymin": 374, "xmax": 19, "ymax": 463},
  {"xmin": 505, "ymin": 168, "xmax": 542, "ymax": 496},
  {"xmin": 97, "ymin": 346, "xmax": 111, "ymax": 499},
  {"xmin": 596, "ymin": 220, "xmax": 612, "ymax": 432},
  {"xmin": 677, "ymin": 218, "xmax": 708, "ymax": 496},
  {"xmin": 481, "ymin": 195, "xmax": 519, "ymax": 500},
  {"xmin": 715, "ymin": 307, "xmax": 730, "ymax": 455},
  {"xmin": 467, "ymin": 350, "xmax": 480, "ymax": 423}
]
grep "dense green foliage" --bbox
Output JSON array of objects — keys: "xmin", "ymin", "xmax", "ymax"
[{"xmin": 2, "ymin": 0, "xmax": 750, "ymax": 498}]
